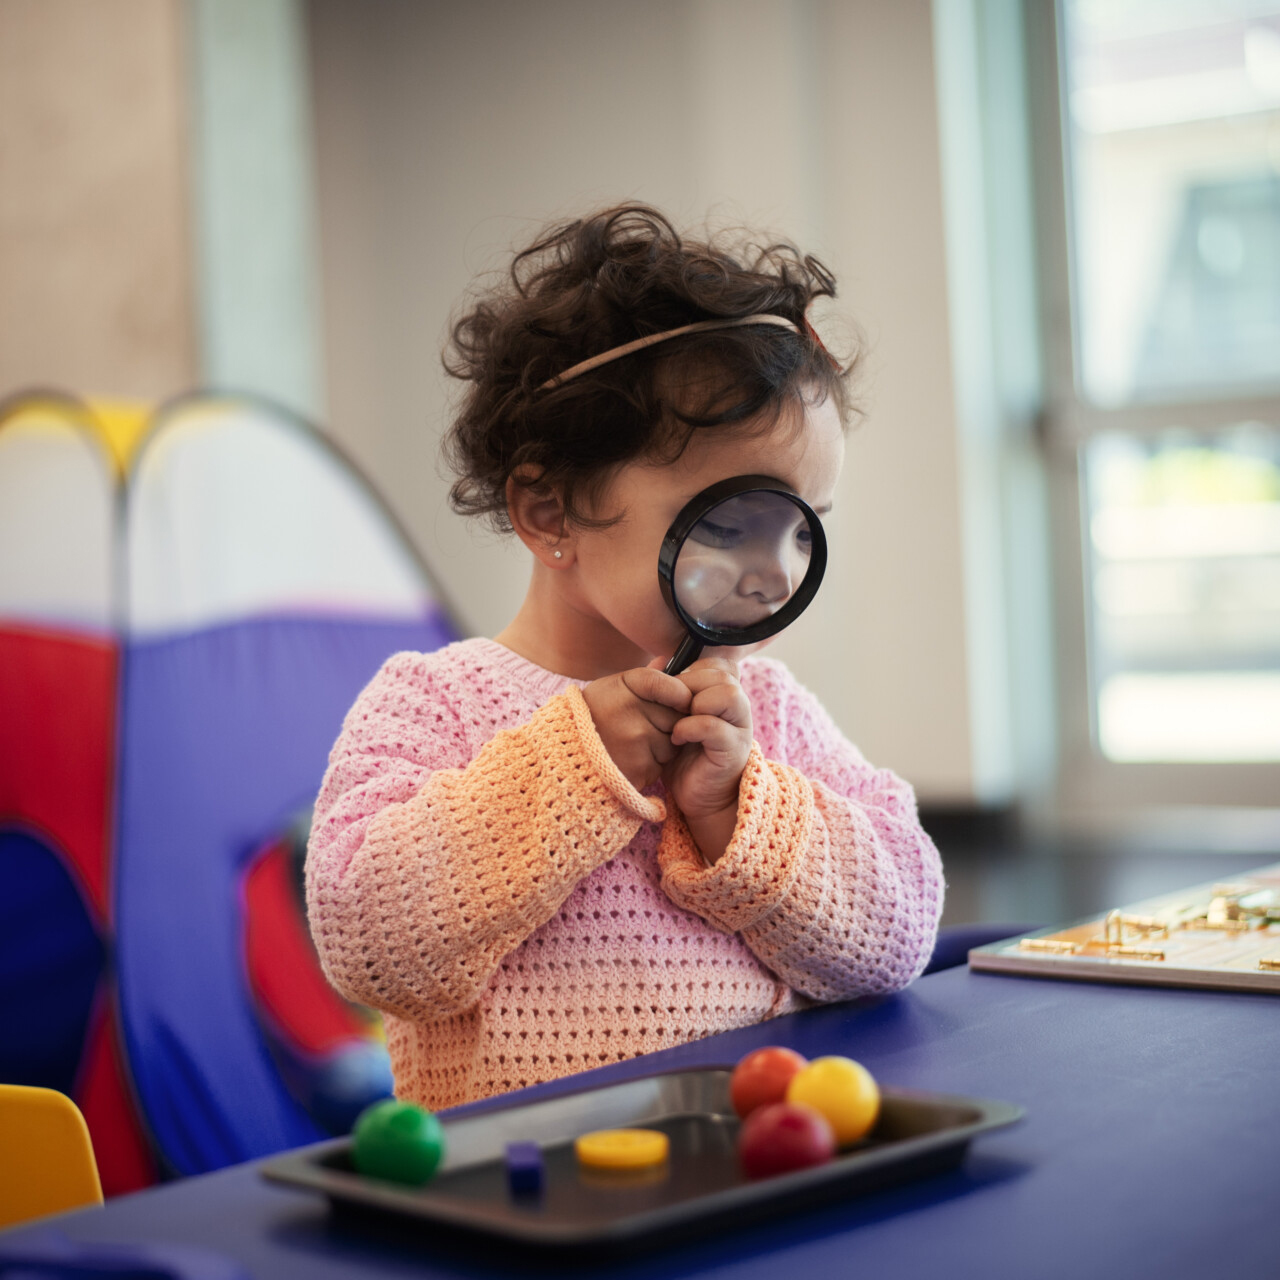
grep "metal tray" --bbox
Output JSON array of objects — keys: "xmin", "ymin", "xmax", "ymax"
[{"xmin": 262, "ymin": 1067, "xmax": 1023, "ymax": 1250}]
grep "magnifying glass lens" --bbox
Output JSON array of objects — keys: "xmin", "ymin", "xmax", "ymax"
[
  {"xmin": 659, "ymin": 475, "xmax": 828, "ymax": 675},
  {"xmin": 673, "ymin": 492, "xmax": 816, "ymax": 631}
]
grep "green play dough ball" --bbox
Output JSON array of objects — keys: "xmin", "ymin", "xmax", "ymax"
[{"xmin": 352, "ymin": 1099, "xmax": 445, "ymax": 1185}]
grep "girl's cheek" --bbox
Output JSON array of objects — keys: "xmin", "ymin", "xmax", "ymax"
[{"xmin": 673, "ymin": 562, "xmax": 738, "ymax": 621}]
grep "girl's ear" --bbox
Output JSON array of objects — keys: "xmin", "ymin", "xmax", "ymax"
[{"xmin": 506, "ymin": 468, "xmax": 573, "ymax": 566}]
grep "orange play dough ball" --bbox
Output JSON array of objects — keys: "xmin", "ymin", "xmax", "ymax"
[{"xmin": 785, "ymin": 1056, "xmax": 880, "ymax": 1146}]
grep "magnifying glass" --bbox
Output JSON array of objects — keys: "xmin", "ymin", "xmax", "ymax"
[{"xmin": 658, "ymin": 474, "xmax": 828, "ymax": 675}]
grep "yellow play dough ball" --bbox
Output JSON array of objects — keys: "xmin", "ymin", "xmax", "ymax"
[
  {"xmin": 574, "ymin": 1128, "xmax": 670, "ymax": 1170},
  {"xmin": 785, "ymin": 1056, "xmax": 880, "ymax": 1146}
]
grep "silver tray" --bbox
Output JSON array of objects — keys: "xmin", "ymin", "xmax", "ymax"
[{"xmin": 262, "ymin": 1067, "xmax": 1023, "ymax": 1249}]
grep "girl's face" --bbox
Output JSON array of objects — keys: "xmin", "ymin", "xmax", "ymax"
[{"xmin": 566, "ymin": 390, "xmax": 844, "ymax": 670}]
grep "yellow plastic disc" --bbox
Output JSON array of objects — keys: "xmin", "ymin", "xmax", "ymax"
[{"xmin": 574, "ymin": 1128, "xmax": 670, "ymax": 1170}]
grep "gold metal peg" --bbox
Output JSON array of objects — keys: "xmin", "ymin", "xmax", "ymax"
[
  {"xmin": 1102, "ymin": 945, "xmax": 1165, "ymax": 961},
  {"xmin": 1018, "ymin": 938, "xmax": 1078, "ymax": 955},
  {"xmin": 1121, "ymin": 914, "xmax": 1168, "ymax": 938},
  {"xmin": 1097, "ymin": 911, "xmax": 1169, "ymax": 946},
  {"xmin": 1102, "ymin": 910, "xmax": 1124, "ymax": 945},
  {"xmin": 1180, "ymin": 916, "xmax": 1251, "ymax": 933}
]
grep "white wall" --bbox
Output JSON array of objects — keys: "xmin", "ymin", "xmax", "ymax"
[
  {"xmin": 308, "ymin": 0, "xmax": 978, "ymax": 802},
  {"xmin": 0, "ymin": 0, "xmax": 195, "ymax": 399}
]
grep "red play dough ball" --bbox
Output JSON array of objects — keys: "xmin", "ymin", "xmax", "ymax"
[
  {"xmin": 738, "ymin": 1102, "xmax": 837, "ymax": 1179},
  {"xmin": 730, "ymin": 1046, "xmax": 809, "ymax": 1119}
]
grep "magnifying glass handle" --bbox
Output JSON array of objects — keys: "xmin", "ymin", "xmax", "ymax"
[{"xmin": 664, "ymin": 634, "xmax": 704, "ymax": 676}]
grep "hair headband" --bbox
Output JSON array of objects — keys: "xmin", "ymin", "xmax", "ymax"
[{"xmin": 538, "ymin": 313, "xmax": 805, "ymax": 391}]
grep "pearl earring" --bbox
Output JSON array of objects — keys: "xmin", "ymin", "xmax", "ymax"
[{"xmin": 553, "ymin": 550, "xmax": 563, "ymax": 559}]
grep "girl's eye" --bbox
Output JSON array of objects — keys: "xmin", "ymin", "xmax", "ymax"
[
  {"xmin": 796, "ymin": 527, "xmax": 813, "ymax": 553},
  {"xmin": 690, "ymin": 519, "xmax": 743, "ymax": 548}
]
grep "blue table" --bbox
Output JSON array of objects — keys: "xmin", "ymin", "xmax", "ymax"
[{"xmin": 4, "ymin": 965, "xmax": 1276, "ymax": 1278}]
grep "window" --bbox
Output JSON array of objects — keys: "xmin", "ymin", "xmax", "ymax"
[
  {"xmin": 1085, "ymin": 430, "xmax": 1280, "ymax": 762},
  {"xmin": 1065, "ymin": 2, "xmax": 1280, "ymax": 406},
  {"xmin": 1036, "ymin": 0, "xmax": 1280, "ymax": 805}
]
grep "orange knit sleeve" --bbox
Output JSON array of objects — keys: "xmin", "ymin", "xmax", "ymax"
[
  {"xmin": 307, "ymin": 686, "xmax": 665, "ymax": 1023},
  {"xmin": 656, "ymin": 744, "xmax": 811, "ymax": 934},
  {"xmin": 658, "ymin": 738, "xmax": 943, "ymax": 1000}
]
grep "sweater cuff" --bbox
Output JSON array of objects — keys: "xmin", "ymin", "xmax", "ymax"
[
  {"xmin": 561, "ymin": 686, "xmax": 667, "ymax": 825},
  {"xmin": 657, "ymin": 743, "xmax": 812, "ymax": 933}
]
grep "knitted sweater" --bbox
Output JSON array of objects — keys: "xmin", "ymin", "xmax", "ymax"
[{"xmin": 306, "ymin": 638, "xmax": 944, "ymax": 1111}]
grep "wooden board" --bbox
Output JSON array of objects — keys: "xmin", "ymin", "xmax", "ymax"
[{"xmin": 968, "ymin": 863, "xmax": 1280, "ymax": 994}]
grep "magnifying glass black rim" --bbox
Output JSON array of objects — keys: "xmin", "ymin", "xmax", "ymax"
[{"xmin": 657, "ymin": 473, "xmax": 828, "ymax": 648}]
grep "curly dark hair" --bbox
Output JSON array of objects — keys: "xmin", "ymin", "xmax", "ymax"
[{"xmin": 442, "ymin": 203, "xmax": 855, "ymax": 532}]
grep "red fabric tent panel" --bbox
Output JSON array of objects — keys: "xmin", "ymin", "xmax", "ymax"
[
  {"xmin": 76, "ymin": 997, "xmax": 157, "ymax": 1196},
  {"xmin": 243, "ymin": 841, "xmax": 367, "ymax": 1056},
  {"xmin": 0, "ymin": 626, "xmax": 115, "ymax": 922}
]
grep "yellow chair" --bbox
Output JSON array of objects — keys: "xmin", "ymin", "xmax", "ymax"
[{"xmin": 0, "ymin": 1084, "xmax": 103, "ymax": 1228}]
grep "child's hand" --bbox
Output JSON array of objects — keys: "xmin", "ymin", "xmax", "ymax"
[
  {"xmin": 581, "ymin": 666, "xmax": 692, "ymax": 794},
  {"xmin": 664, "ymin": 657, "xmax": 753, "ymax": 863}
]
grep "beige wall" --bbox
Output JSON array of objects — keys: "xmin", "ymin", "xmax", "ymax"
[
  {"xmin": 0, "ymin": 0, "xmax": 195, "ymax": 400},
  {"xmin": 309, "ymin": 0, "xmax": 976, "ymax": 800}
]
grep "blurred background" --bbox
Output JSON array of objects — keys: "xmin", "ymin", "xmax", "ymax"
[{"xmin": 2, "ymin": 0, "xmax": 1279, "ymax": 1186}]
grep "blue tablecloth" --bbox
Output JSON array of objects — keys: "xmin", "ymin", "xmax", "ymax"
[{"xmin": 3, "ymin": 964, "xmax": 1276, "ymax": 1278}]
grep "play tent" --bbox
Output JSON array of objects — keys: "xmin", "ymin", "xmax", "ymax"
[{"xmin": 0, "ymin": 392, "xmax": 458, "ymax": 1193}]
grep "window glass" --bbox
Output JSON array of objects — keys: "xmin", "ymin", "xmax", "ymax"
[
  {"xmin": 1064, "ymin": 0, "xmax": 1280, "ymax": 405},
  {"xmin": 1085, "ymin": 428, "xmax": 1280, "ymax": 760}
]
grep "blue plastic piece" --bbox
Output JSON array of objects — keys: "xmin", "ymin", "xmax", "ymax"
[
  {"xmin": 504, "ymin": 1141, "xmax": 544, "ymax": 1195},
  {"xmin": 306, "ymin": 1040, "xmax": 396, "ymax": 1136}
]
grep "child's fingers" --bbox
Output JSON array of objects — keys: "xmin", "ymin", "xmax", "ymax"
[
  {"xmin": 640, "ymin": 700, "xmax": 683, "ymax": 734},
  {"xmin": 622, "ymin": 666, "xmax": 692, "ymax": 713},
  {"xmin": 675, "ymin": 661, "xmax": 741, "ymax": 698},
  {"xmin": 689, "ymin": 682, "xmax": 751, "ymax": 729},
  {"xmin": 672, "ymin": 663, "xmax": 751, "ymax": 733},
  {"xmin": 678, "ymin": 655, "xmax": 740, "ymax": 679},
  {"xmin": 670, "ymin": 713, "xmax": 747, "ymax": 754}
]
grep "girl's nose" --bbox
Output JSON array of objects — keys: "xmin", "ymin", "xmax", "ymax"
[{"xmin": 739, "ymin": 557, "xmax": 792, "ymax": 605}]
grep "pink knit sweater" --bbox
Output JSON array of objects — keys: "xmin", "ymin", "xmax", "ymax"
[{"xmin": 306, "ymin": 638, "xmax": 943, "ymax": 1111}]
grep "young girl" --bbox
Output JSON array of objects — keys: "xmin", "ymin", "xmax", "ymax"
[{"xmin": 306, "ymin": 205, "xmax": 944, "ymax": 1112}]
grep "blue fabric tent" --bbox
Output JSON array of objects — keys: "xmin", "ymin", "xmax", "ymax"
[{"xmin": 0, "ymin": 392, "xmax": 459, "ymax": 1184}]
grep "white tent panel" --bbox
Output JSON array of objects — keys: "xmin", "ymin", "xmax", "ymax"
[
  {"xmin": 127, "ymin": 399, "xmax": 432, "ymax": 636},
  {"xmin": 0, "ymin": 409, "xmax": 114, "ymax": 632}
]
